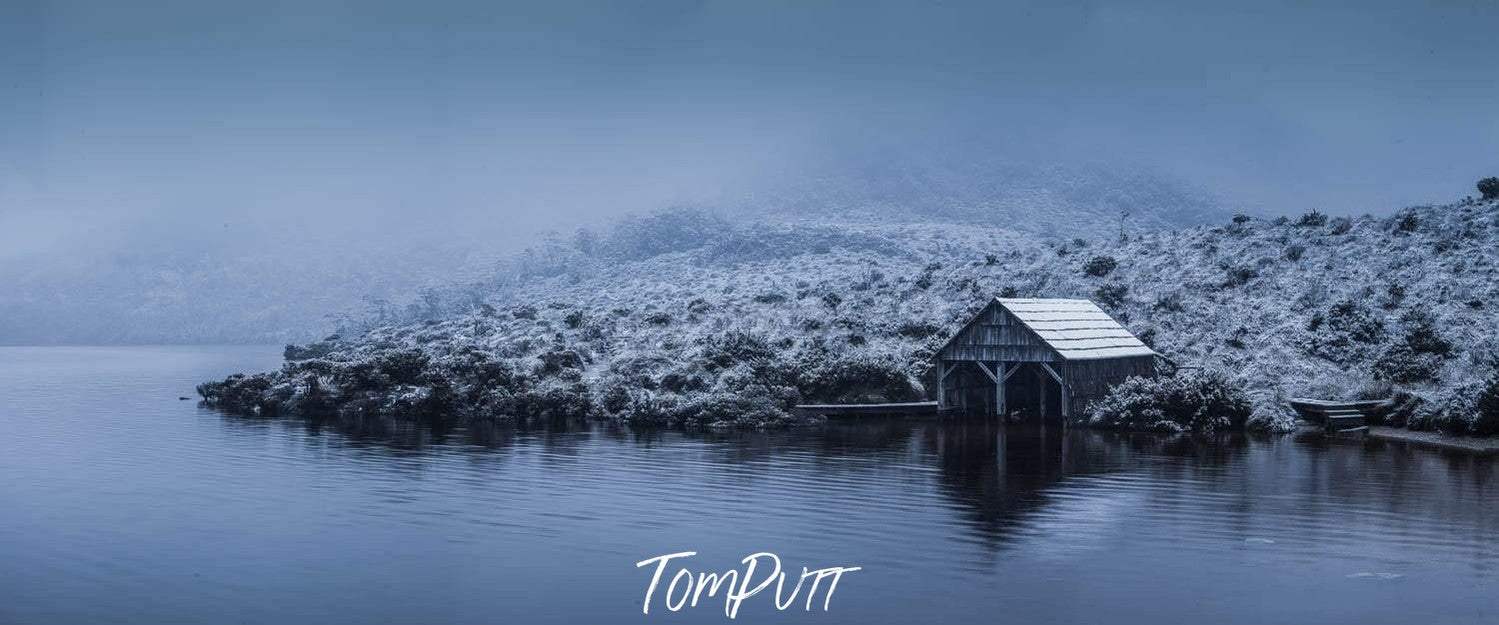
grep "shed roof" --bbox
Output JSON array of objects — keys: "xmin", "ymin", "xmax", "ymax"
[{"xmin": 996, "ymin": 298, "xmax": 1156, "ymax": 360}]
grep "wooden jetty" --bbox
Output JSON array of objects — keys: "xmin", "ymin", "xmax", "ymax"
[
  {"xmin": 793, "ymin": 401, "xmax": 939, "ymax": 419},
  {"xmin": 1289, "ymin": 398, "xmax": 1387, "ymax": 434}
]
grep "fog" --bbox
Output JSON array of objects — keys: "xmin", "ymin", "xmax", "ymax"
[{"xmin": 3, "ymin": 0, "xmax": 1497, "ymax": 343}]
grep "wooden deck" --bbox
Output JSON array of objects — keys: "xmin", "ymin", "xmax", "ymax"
[
  {"xmin": 1289, "ymin": 398, "xmax": 1387, "ymax": 434},
  {"xmin": 793, "ymin": 401, "xmax": 939, "ymax": 419}
]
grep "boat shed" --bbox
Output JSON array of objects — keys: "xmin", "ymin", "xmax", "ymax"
[{"xmin": 935, "ymin": 298, "xmax": 1158, "ymax": 419}]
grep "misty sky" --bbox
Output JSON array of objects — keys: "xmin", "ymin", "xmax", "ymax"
[{"xmin": 4, "ymin": 0, "xmax": 1498, "ymax": 262}]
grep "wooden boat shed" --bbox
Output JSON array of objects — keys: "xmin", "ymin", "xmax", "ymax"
[{"xmin": 936, "ymin": 298, "xmax": 1158, "ymax": 419}]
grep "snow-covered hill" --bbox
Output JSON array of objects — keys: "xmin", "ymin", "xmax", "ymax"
[
  {"xmin": 200, "ymin": 195, "xmax": 1499, "ymax": 434},
  {"xmin": 0, "ymin": 161, "xmax": 1226, "ymax": 345}
]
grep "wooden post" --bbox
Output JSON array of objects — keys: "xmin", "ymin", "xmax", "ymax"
[
  {"xmin": 995, "ymin": 361, "xmax": 1006, "ymax": 418},
  {"xmin": 936, "ymin": 360, "xmax": 947, "ymax": 411},
  {"xmin": 1039, "ymin": 362, "xmax": 1067, "ymax": 419},
  {"xmin": 1036, "ymin": 367, "xmax": 1048, "ymax": 417}
]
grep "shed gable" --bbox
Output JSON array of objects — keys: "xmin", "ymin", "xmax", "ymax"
[
  {"xmin": 937, "ymin": 301, "xmax": 1058, "ymax": 362},
  {"xmin": 937, "ymin": 297, "xmax": 1155, "ymax": 362},
  {"xmin": 998, "ymin": 298, "xmax": 1155, "ymax": 360}
]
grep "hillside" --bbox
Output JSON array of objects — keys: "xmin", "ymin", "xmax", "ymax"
[
  {"xmin": 0, "ymin": 162, "xmax": 1223, "ymax": 345},
  {"xmin": 200, "ymin": 196, "xmax": 1499, "ymax": 434}
]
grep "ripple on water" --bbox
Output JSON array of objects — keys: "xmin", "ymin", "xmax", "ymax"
[{"xmin": 2, "ymin": 346, "xmax": 1497, "ymax": 625}]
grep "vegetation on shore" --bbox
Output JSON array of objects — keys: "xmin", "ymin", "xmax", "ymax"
[{"xmin": 201, "ymin": 190, "xmax": 1499, "ymax": 433}]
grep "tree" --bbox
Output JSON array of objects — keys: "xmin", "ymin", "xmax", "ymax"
[{"xmin": 1478, "ymin": 177, "xmax": 1499, "ymax": 201}]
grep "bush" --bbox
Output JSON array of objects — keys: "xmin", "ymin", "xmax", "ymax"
[
  {"xmin": 536, "ymin": 349, "xmax": 584, "ymax": 375},
  {"xmin": 1398, "ymin": 312, "xmax": 1452, "ymax": 357},
  {"xmin": 700, "ymin": 331, "xmax": 775, "ymax": 369},
  {"xmin": 1152, "ymin": 293, "xmax": 1185, "ymax": 313},
  {"xmin": 1405, "ymin": 388, "xmax": 1477, "ymax": 436},
  {"xmin": 1223, "ymin": 265, "xmax": 1259, "ymax": 287},
  {"xmin": 896, "ymin": 321, "xmax": 941, "ymax": 339},
  {"xmin": 1306, "ymin": 300, "xmax": 1385, "ymax": 362},
  {"xmin": 1475, "ymin": 371, "xmax": 1499, "ymax": 436},
  {"xmin": 796, "ymin": 356, "xmax": 919, "ymax": 405},
  {"xmin": 1232, "ymin": 213, "xmax": 1252, "ymax": 224},
  {"xmin": 1329, "ymin": 217, "xmax": 1353, "ymax": 235},
  {"xmin": 1283, "ymin": 244, "xmax": 1305, "ymax": 262},
  {"xmin": 1381, "ymin": 283, "xmax": 1406, "ymax": 309},
  {"xmin": 1371, "ymin": 344, "xmax": 1445, "ymax": 383},
  {"xmin": 1083, "ymin": 255, "xmax": 1118, "ymax": 277},
  {"xmin": 1083, "ymin": 370, "xmax": 1251, "ymax": 433},
  {"xmin": 1094, "ymin": 283, "xmax": 1129, "ymax": 309},
  {"xmin": 377, "ymin": 350, "xmax": 430, "ymax": 385},
  {"xmin": 283, "ymin": 341, "xmax": 337, "ymax": 361},
  {"xmin": 1478, "ymin": 177, "xmax": 1499, "ymax": 201},
  {"xmin": 1298, "ymin": 210, "xmax": 1327, "ymax": 227}
]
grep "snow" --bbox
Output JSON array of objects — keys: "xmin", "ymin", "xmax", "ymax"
[
  {"xmin": 200, "ymin": 196, "xmax": 1499, "ymax": 432},
  {"xmin": 996, "ymin": 298, "xmax": 1155, "ymax": 359}
]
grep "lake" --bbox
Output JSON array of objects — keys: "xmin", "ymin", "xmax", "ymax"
[{"xmin": 1, "ymin": 345, "xmax": 1496, "ymax": 624}]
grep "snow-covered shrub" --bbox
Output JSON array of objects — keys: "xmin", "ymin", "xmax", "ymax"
[
  {"xmin": 1478, "ymin": 177, "xmax": 1499, "ymax": 201},
  {"xmin": 200, "ymin": 197, "xmax": 1498, "ymax": 435},
  {"xmin": 283, "ymin": 339, "xmax": 339, "ymax": 361},
  {"xmin": 1474, "ymin": 371, "xmax": 1499, "ymax": 436},
  {"xmin": 512, "ymin": 383, "xmax": 593, "ymax": 419},
  {"xmin": 1298, "ymin": 210, "xmax": 1328, "ymax": 227},
  {"xmin": 1403, "ymin": 385, "xmax": 1480, "ymax": 435},
  {"xmin": 1370, "ymin": 312, "xmax": 1453, "ymax": 383},
  {"xmin": 1151, "ymin": 292, "xmax": 1185, "ymax": 313},
  {"xmin": 1222, "ymin": 264, "xmax": 1258, "ymax": 287},
  {"xmin": 1081, "ymin": 370, "xmax": 1252, "ymax": 433},
  {"xmin": 897, "ymin": 321, "xmax": 941, "ymax": 339},
  {"xmin": 598, "ymin": 207, "xmax": 728, "ymax": 261},
  {"xmin": 676, "ymin": 383, "xmax": 799, "ymax": 428},
  {"xmin": 536, "ymin": 349, "xmax": 584, "ymax": 375},
  {"xmin": 1381, "ymin": 283, "xmax": 1407, "ymax": 309},
  {"xmin": 1082, "ymin": 255, "xmax": 1118, "ymax": 277},
  {"xmin": 1094, "ymin": 283, "xmax": 1128, "ymax": 309},
  {"xmin": 1371, "ymin": 345, "xmax": 1445, "ymax": 383},
  {"xmin": 700, "ymin": 331, "xmax": 775, "ymax": 369},
  {"xmin": 376, "ymin": 350, "xmax": 430, "ymax": 385},
  {"xmin": 197, "ymin": 373, "xmax": 278, "ymax": 413},
  {"xmin": 1305, "ymin": 301, "xmax": 1385, "ymax": 363}
]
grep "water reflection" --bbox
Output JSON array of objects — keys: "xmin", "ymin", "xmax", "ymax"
[
  {"xmin": 207, "ymin": 410, "xmax": 1497, "ymax": 562},
  {"xmin": 11, "ymin": 346, "xmax": 1498, "ymax": 624}
]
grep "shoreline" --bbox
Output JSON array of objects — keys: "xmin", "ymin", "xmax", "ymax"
[{"xmin": 1366, "ymin": 426, "xmax": 1499, "ymax": 454}]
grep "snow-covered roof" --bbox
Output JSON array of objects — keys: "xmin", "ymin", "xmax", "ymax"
[{"xmin": 996, "ymin": 298, "xmax": 1156, "ymax": 360}]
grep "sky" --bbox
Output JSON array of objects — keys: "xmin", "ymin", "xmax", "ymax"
[{"xmin": 3, "ymin": 0, "xmax": 1498, "ymax": 262}]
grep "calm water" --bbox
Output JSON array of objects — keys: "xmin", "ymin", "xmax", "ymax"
[{"xmin": 1, "ymin": 346, "xmax": 1496, "ymax": 624}]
